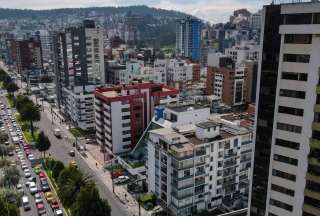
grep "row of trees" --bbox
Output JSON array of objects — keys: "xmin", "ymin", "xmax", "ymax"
[
  {"xmin": 0, "ymin": 69, "xmax": 19, "ymax": 96},
  {"xmin": 46, "ymin": 159, "xmax": 111, "ymax": 216}
]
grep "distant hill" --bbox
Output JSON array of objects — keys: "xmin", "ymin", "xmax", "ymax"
[
  {"xmin": 0, "ymin": 6, "xmax": 194, "ymax": 47},
  {"xmin": 0, "ymin": 5, "xmax": 188, "ymax": 20}
]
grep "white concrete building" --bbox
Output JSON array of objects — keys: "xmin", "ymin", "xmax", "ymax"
[
  {"xmin": 63, "ymin": 85, "xmax": 95, "ymax": 130},
  {"xmin": 147, "ymin": 115, "xmax": 253, "ymax": 215},
  {"xmin": 225, "ymin": 42, "xmax": 259, "ymax": 65}
]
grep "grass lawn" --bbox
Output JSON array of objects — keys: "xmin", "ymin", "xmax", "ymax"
[
  {"xmin": 5, "ymin": 94, "xmax": 14, "ymax": 108},
  {"xmin": 16, "ymin": 113, "xmax": 39, "ymax": 143}
]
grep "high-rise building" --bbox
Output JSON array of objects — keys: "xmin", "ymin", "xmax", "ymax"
[
  {"xmin": 250, "ymin": 1, "xmax": 320, "ymax": 216},
  {"xmin": 94, "ymin": 81, "xmax": 179, "ymax": 154},
  {"xmin": 176, "ymin": 17, "xmax": 202, "ymax": 61},
  {"xmin": 52, "ymin": 20, "xmax": 105, "ymax": 130},
  {"xmin": 15, "ymin": 38, "xmax": 43, "ymax": 76}
]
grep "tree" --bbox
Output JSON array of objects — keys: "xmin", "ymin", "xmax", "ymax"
[
  {"xmin": 20, "ymin": 102, "xmax": 40, "ymax": 137},
  {"xmin": 0, "ymin": 188, "xmax": 21, "ymax": 206},
  {"xmin": 35, "ymin": 131, "xmax": 51, "ymax": 158},
  {"xmin": 57, "ymin": 167, "xmax": 92, "ymax": 208},
  {"xmin": 0, "ymin": 166, "xmax": 20, "ymax": 188},
  {"xmin": 0, "ymin": 197, "xmax": 19, "ymax": 216},
  {"xmin": 5, "ymin": 82, "xmax": 19, "ymax": 96},
  {"xmin": 15, "ymin": 94, "xmax": 32, "ymax": 113},
  {"xmin": 71, "ymin": 183, "xmax": 111, "ymax": 216},
  {"xmin": 0, "ymin": 131, "xmax": 9, "ymax": 143},
  {"xmin": 0, "ymin": 145, "xmax": 13, "ymax": 158},
  {"xmin": 52, "ymin": 160, "xmax": 65, "ymax": 180}
]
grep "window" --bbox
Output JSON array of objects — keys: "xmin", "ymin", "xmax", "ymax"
[
  {"xmin": 312, "ymin": 130, "xmax": 320, "ymax": 140},
  {"xmin": 275, "ymin": 138, "xmax": 299, "ymax": 150},
  {"xmin": 314, "ymin": 113, "xmax": 320, "ymax": 123},
  {"xmin": 272, "ymin": 169, "xmax": 296, "ymax": 181},
  {"xmin": 122, "ymin": 137, "xmax": 131, "ymax": 142},
  {"xmin": 122, "ymin": 122, "xmax": 130, "ymax": 127},
  {"xmin": 306, "ymin": 180, "xmax": 320, "ymax": 193},
  {"xmin": 121, "ymin": 107, "xmax": 129, "ymax": 112},
  {"xmin": 283, "ymin": 54, "xmax": 310, "ymax": 63},
  {"xmin": 274, "ymin": 154, "xmax": 298, "ymax": 166},
  {"xmin": 282, "ymin": 13, "xmax": 312, "ymax": 25},
  {"xmin": 271, "ymin": 184, "xmax": 294, "ymax": 196},
  {"xmin": 278, "ymin": 106, "xmax": 304, "ymax": 116},
  {"xmin": 313, "ymin": 13, "xmax": 320, "ymax": 24},
  {"xmin": 282, "ymin": 72, "xmax": 308, "ymax": 81},
  {"xmin": 277, "ymin": 122, "xmax": 302, "ymax": 134},
  {"xmin": 270, "ymin": 198, "xmax": 293, "ymax": 212},
  {"xmin": 122, "ymin": 130, "xmax": 131, "ymax": 135},
  {"xmin": 279, "ymin": 89, "xmax": 305, "ymax": 99},
  {"xmin": 122, "ymin": 115, "xmax": 130, "ymax": 120},
  {"xmin": 284, "ymin": 34, "xmax": 312, "ymax": 44}
]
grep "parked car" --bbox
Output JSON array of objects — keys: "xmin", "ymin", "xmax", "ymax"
[
  {"xmin": 114, "ymin": 175, "xmax": 130, "ymax": 184},
  {"xmin": 36, "ymin": 203, "xmax": 46, "ymax": 215},
  {"xmin": 69, "ymin": 160, "xmax": 77, "ymax": 168},
  {"xmin": 45, "ymin": 192, "xmax": 55, "ymax": 203},
  {"xmin": 54, "ymin": 209, "xmax": 63, "ymax": 216},
  {"xmin": 34, "ymin": 193, "xmax": 43, "ymax": 204},
  {"xmin": 68, "ymin": 150, "xmax": 75, "ymax": 157},
  {"xmin": 50, "ymin": 199, "xmax": 59, "ymax": 210},
  {"xmin": 17, "ymin": 183, "xmax": 24, "ymax": 194},
  {"xmin": 22, "ymin": 196, "xmax": 31, "ymax": 211},
  {"xmin": 29, "ymin": 182, "xmax": 38, "ymax": 195}
]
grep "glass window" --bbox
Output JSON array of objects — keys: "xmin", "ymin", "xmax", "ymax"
[
  {"xmin": 284, "ymin": 34, "xmax": 312, "ymax": 44},
  {"xmin": 275, "ymin": 138, "xmax": 300, "ymax": 150},
  {"xmin": 283, "ymin": 54, "xmax": 310, "ymax": 63},
  {"xmin": 279, "ymin": 89, "xmax": 305, "ymax": 99},
  {"xmin": 282, "ymin": 72, "xmax": 307, "ymax": 81},
  {"xmin": 283, "ymin": 13, "xmax": 312, "ymax": 25},
  {"xmin": 278, "ymin": 106, "xmax": 304, "ymax": 116}
]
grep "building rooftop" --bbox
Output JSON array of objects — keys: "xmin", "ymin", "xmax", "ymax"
[
  {"xmin": 166, "ymin": 103, "xmax": 209, "ymax": 113},
  {"xmin": 196, "ymin": 121, "xmax": 220, "ymax": 129}
]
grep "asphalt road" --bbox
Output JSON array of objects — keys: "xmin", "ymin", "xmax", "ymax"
[
  {"xmin": 35, "ymin": 106, "xmax": 127, "ymax": 216},
  {"xmin": 0, "ymin": 95, "xmax": 54, "ymax": 216}
]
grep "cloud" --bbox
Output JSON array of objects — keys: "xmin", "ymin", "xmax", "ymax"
[{"xmin": 0, "ymin": 0, "xmax": 272, "ymax": 22}]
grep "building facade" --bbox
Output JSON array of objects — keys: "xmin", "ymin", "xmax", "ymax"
[
  {"xmin": 147, "ymin": 118, "xmax": 253, "ymax": 216},
  {"xmin": 94, "ymin": 82, "xmax": 179, "ymax": 154},
  {"xmin": 250, "ymin": 2, "xmax": 320, "ymax": 216},
  {"xmin": 176, "ymin": 17, "xmax": 202, "ymax": 61}
]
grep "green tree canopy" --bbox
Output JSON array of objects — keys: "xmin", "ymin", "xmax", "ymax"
[
  {"xmin": 5, "ymin": 82, "xmax": 19, "ymax": 95},
  {"xmin": 20, "ymin": 102, "xmax": 40, "ymax": 137},
  {"xmin": 57, "ymin": 167, "xmax": 86, "ymax": 208},
  {"xmin": 71, "ymin": 183, "xmax": 111, "ymax": 216},
  {"xmin": 0, "ymin": 196, "xmax": 19, "ymax": 216},
  {"xmin": 0, "ymin": 166, "xmax": 20, "ymax": 188},
  {"xmin": 35, "ymin": 131, "xmax": 51, "ymax": 158},
  {"xmin": 0, "ymin": 131, "xmax": 9, "ymax": 143},
  {"xmin": 52, "ymin": 160, "xmax": 65, "ymax": 180},
  {"xmin": 15, "ymin": 94, "xmax": 32, "ymax": 113}
]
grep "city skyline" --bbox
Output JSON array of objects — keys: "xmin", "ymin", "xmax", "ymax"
[{"xmin": 0, "ymin": 0, "xmax": 270, "ymax": 23}]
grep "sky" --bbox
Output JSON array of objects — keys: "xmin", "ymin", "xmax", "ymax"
[{"xmin": 0, "ymin": 0, "xmax": 272, "ymax": 23}]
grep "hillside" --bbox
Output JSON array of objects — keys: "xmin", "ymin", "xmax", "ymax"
[{"xmin": 0, "ymin": 5, "xmax": 191, "ymax": 47}]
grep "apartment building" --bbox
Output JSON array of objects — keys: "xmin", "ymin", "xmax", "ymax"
[
  {"xmin": 147, "ymin": 117, "xmax": 253, "ymax": 216},
  {"xmin": 250, "ymin": 1, "xmax": 320, "ymax": 216},
  {"xmin": 225, "ymin": 42, "xmax": 259, "ymax": 65},
  {"xmin": 53, "ymin": 20, "xmax": 105, "ymax": 130},
  {"xmin": 15, "ymin": 38, "xmax": 43, "ymax": 76},
  {"xmin": 94, "ymin": 81, "xmax": 179, "ymax": 154},
  {"xmin": 206, "ymin": 66, "xmax": 249, "ymax": 106}
]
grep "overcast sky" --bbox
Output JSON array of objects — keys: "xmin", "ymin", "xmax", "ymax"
[{"xmin": 1, "ymin": 0, "xmax": 272, "ymax": 23}]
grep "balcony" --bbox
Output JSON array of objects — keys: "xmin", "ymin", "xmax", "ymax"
[
  {"xmin": 303, "ymin": 203, "xmax": 320, "ymax": 216},
  {"xmin": 312, "ymin": 122, "xmax": 320, "ymax": 132},
  {"xmin": 305, "ymin": 188, "xmax": 320, "ymax": 201},
  {"xmin": 310, "ymin": 139, "xmax": 320, "ymax": 150},
  {"xmin": 306, "ymin": 172, "xmax": 320, "ymax": 184},
  {"xmin": 315, "ymin": 104, "xmax": 320, "ymax": 113}
]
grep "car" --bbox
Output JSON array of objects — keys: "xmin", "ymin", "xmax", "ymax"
[
  {"xmin": 40, "ymin": 179, "xmax": 51, "ymax": 192},
  {"xmin": 36, "ymin": 203, "xmax": 46, "ymax": 215},
  {"xmin": 34, "ymin": 166, "xmax": 41, "ymax": 174},
  {"xmin": 50, "ymin": 199, "xmax": 59, "ymax": 210},
  {"xmin": 29, "ymin": 182, "xmax": 38, "ymax": 195},
  {"xmin": 68, "ymin": 150, "xmax": 75, "ymax": 157},
  {"xmin": 15, "ymin": 147, "xmax": 20, "ymax": 152},
  {"xmin": 39, "ymin": 171, "xmax": 46, "ymax": 179},
  {"xmin": 27, "ymin": 153, "xmax": 34, "ymax": 159},
  {"xmin": 24, "ymin": 171, "xmax": 31, "ymax": 178},
  {"xmin": 115, "ymin": 175, "xmax": 130, "ymax": 184},
  {"xmin": 8, "ymin": 151, "xmax": 14, "ymax": 156},
  {"xmin": 21, "ymin": 164, "xmax": 28, "ymax": 170},
  {"xmin": 28, "ymin": 176, "xmax": 37, "ymax": 183},
  {"xmin": 69, "ymin": 160, "xmax": 77, "ymax": 168},
  {"xmin": 34, "ymin": 193, "xmax": 43, "ymax": 204},
  {"xmin": 4, "ymin": 141, "xmax": 9, "ymax": 145},
  {"xmin": 45, "ymin": 192, "xmax": 55, "ymax": 203},
  {"xmin": 54, "ymin": 209, "xmax": 63, "ymax": 216},
  {"xmin": 17, "ymin": 183, "xmax": 24, "ymax": 194},
  {"xmin": 22, "ymin": 196, "xmax": 31, "ymax": 211}
]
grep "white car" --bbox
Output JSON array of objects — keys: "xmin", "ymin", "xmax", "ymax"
[
  {"xmin": 27, "ymin": 154, "xmax": 34, "ymax": 159},
  {"xmin": 21, "ymin": 164, "xmax": 28, "ymax": 170},
  {"xmin": 17, "ymin": 183, "xmax": 24, "ymax": 194},
  {"xmin": 34, "ymin": 193, "xmax": 43, "ymax": 204},
  {"xmin": 24, "ymin": 171, "xmax": 31, "ymax": 178},
  {"xmin": 29, "ymin": 182, "xmax": 37, "ymax": 195}
]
